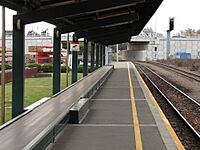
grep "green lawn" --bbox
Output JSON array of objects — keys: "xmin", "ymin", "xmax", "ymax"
[{"xmin": 0, "ymin": 72, "xmax": 83, "ymax": 123}]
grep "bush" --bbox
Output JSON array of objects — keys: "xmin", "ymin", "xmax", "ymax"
[
  {"xmin": 27, "ymin": 64, "xmax": 72, "ymax": 73},
  {"xmin": 88, "ymin": 66, "xmax": 91, "ymax": 73},
  {"xmin": 0, "ymin": 64, "xmax": 12, "ymax": 70},
  {"xmin": 175, "ymin": 60, "xmax": 184, "ymax": 67},
  {"xmin": 78, "ymin": 65, "xmax": 94, "ymax": 73},
  {"xmin": 61, "ymin": 65, "xmax": 71, "ymax": 73},
  {"xmin": 26, "ymin": 63, "xmax": 42, "ymax": 72},
  {"xmin": 41, "ymin": 64, "xmax": 53, "ymax": 73},
  {"xmin": 6, "ymin": 64, "xmax": 12, "ymax": 70},
  {"xmin": 190, "ymin": 63, "xmax": 199, "ymax": 71},
  {"xmin": 61, "ymin": 65, "xmax": 66, "ymax": 73},
  {"xmin": 78, "ymin": 65, "xmax": 83, "ymax": 73}
]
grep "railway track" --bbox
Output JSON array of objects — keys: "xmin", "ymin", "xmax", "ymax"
[
  {"xmin": 146, "ymin": 61, "xmax": 200, "ymax": 82},
  {"xmin": 135, "ymin": 63, "xmax": 200, "ymax": 146}
]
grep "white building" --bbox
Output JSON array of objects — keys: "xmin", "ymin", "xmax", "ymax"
[{"xmin": 122, "ymin": 36, "xmax": 200, "ymax": 61}]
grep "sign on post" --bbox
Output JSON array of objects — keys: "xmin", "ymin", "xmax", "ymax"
[{"xmin": 70, "ymin": 42, "xmax": 80, "ymax": 51}]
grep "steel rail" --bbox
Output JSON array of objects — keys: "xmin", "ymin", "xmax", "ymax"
[
  {"xmin": 147, "ymin": 61, "xmax": 200, "ymax": 82},
  {"xmin": 136, "ymin": 63, "xmax": 200, "ymax": 140}
]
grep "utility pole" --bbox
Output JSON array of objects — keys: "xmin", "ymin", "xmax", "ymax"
[
  {"xmin": 166, "ymin": 17, "xmax": 174, "ymax": 59},
  {"xmin": 166, "ymin": 31, "xmax": 170, "ymax": 59},
  {"xmin": 1, "ymin": 6, "xmax": 6, "ymax": 124},
  {"xmin": 116, "ymin": 44, "xmax": 119, "ymax": 62}
]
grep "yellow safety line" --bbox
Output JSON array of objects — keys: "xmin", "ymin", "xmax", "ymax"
[
  {"xmin": 127, "ymin": 62, "xmax": 143, "ymax": 150},
  {"xmin": 131, "ymin": 62, "xmax": 185, "ymax": 150}
]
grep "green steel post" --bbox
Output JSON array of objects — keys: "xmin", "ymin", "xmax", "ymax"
[
  {"xmin": 53, "ymin": 29, "xmax": 61, "ymax": 95},
  {"xmin": 83, "ymin": 38, "xmax": 88, "ymax": 77},
  {"xmin": 12, "ymin": 17, "xmax": 25, "ymax": 118},
  {"xmin": 96, "ymin": 43, "xmax": 99, "ymax": 69},
  {"xmin": 91, "ymin": 42, "xmax": 95, "ymax": 72},
  {"xmin": 103, "ymin": 46, "xmax": 106, "ymax": 66},
  {"xmin": 100, "ymin": 45, "xmax": 103, "ymax": 67},
  {"xmin": 72, "ymin": 35, "xmax": 78, "ymax": 84}
]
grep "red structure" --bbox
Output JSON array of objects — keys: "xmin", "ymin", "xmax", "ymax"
[{"xmin": 35, "ymin": 46, "xmax": 53, "ymax": 64}]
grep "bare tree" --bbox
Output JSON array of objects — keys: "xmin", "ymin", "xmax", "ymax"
[
  {"xmin": 140, "ymin": 27, "xmax": 155, "ymax": 37},
  {"xmin": 179, "ymin": 28, "xmax": 197, "ymax": 36},
  {"xmin": 139, "ymin": 27, "xmax": 164, "ymax": 38}
]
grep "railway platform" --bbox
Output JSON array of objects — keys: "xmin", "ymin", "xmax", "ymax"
[
  {"xmin": 52, "ymin": 62, "xmax": 183, "ymax": 150},
  {"xmin": 0, "ymin": 65, "xmax": 113, "ymax": 150}
]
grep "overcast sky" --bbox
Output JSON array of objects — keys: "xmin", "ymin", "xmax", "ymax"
[{"xmin": 1, "ymin": 0, "xmax": 200, "ymax": 35}]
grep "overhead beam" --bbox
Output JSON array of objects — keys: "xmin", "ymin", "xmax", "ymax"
[
  {"xmin": 58, "ymin": 13, "xmax": 139, "ymax": 33},
  {"xmin": 88, "ymin": 29, "xmax": 136, "ymax": 42},
  {"xmin": 75, "ymin": 23, "xmax": 135, "ymax": 38},
  {"xmin": 0, "ymin": 1, "xmax": 22, "ymax": 10},
  {"xmin": 41, "ymin": 0, "xmax": 75, "ymax": 7},
  {"xmin": 103, "ymin": 38, "xmax": 131, "ymax": 46},
  {"xmin": 15, "ymin": 0, "xmax": 145, "ymax": 24},
  {"xmin": 97, "ymin": 35, "xmax": 131, "ymax": 44},
  {"xmin": 83, "ymin": 1, "xmax": 162, "ymax": 40},
  {"xmin": 96, "ymin": 35, "xmax": 131, "ymax": 45}
]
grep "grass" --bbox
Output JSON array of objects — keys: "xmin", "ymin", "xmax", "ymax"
[{"xmin": 0, "ymin": 72, "xmax": 83, "ymax": 123}]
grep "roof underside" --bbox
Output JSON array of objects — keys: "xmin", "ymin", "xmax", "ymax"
[{"xmin": 0, "ymin": 0, "xmax": 163, "ymax": 45}]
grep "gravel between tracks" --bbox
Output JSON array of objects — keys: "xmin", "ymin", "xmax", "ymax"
[{"xmin": 140, "ymin": 62, "xmax": 200, "ymax": 104}]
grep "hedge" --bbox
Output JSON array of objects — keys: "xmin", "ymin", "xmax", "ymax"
[
  {"xmin": 27, "ymin": 64, "xmax": 71, "ymax": 73},
  {"xmin": 0, "ymin": 64, "xmax": 12, "ymax": 70},
  {"xmin": 61, "ymin": 65, "xmax": 71, "ymax": 73},
  {"xmin": 26, "ymin": 63, "xmax": 94, "ymax": 73},
  {"xmin": 78, "ymin": 65, "xmax": 92, "ymax": 73},
  {"xmin": 26, "ymin": 64, "xmax": 42, "ymax": 72},
  {"xmin": 41, "ymin": 64, "xmax": 53, "ymax": 73}
]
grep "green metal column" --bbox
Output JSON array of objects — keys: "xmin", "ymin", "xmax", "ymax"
[
  {"xmin": 96, "ymin": 43, "xmax": 99, "ymax": 69},
  {"xmin": 100, "ymin": 45, "xmax": 103, "ymax": 67},
  {"xmin": 72, "ymin": 35, "xmax": 78, "ymax": 84},
  {"xmin": 103, "ymin": 45, "xmax": 106, "ymax": 65},
  {"xmin": 53, "ymin": 28, "xmax": 61, "ymax": 95},
  {"xmin": 91, "ymin": 42, "xmax": 95, "ymax": 72},
  {"xmin": 83, "ymin": 38, "xmax": 88, "ymax": 77},
  {"xmin": 12, "ymin": 17, "xmax": 25, "ymax": 118}
]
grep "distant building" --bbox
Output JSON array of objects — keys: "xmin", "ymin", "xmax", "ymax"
[
  {"xmin": 0, "ymin": 31, "xmax": 83, "ymax": 64},
  {"xmin": 122, "ymin": 36, "xmax": 200, "ymax": 61}
]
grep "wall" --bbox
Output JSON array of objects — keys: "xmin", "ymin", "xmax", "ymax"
[
  {"xmin": 147, "ymin": 38, "xmax": 200, "ymax": 60},
  {"xmin": 122, "ymin": 42, "xmax": 148, "ymax": 61},
  {"xmin": 122, "ymin": 50, "xmax": 147, "ymax": 61},
  {"xmin": 0, "ymin": 67, "xmax": 37, "ymax": 84}
]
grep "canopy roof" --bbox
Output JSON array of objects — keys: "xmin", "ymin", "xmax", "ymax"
[{"xmin": 0, "ymin": 0, "xmax": 163, "ymax": 45}]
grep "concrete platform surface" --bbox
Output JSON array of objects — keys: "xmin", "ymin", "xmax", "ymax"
[{"xmin": 52, "ymin": 62, "xmax": 180, "ymax": 150}]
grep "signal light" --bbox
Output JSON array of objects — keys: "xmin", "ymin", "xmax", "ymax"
[{"xmin": 169, "ymin": 17, "xmax": 174, "ymax": 31}]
